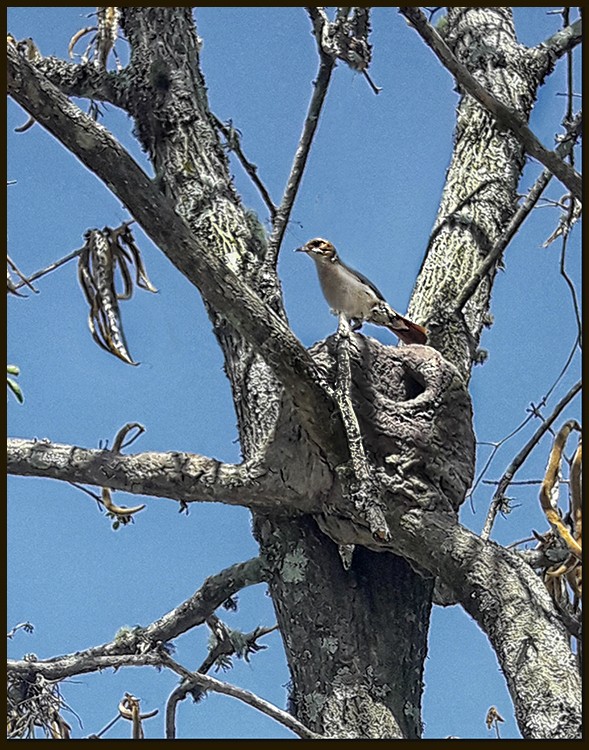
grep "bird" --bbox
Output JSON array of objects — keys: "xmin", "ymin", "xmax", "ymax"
[{"xmin": 295, "ymin": 238, "xmax": 428, "ymax": 345}]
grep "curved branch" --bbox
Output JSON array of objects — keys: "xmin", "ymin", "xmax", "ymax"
[
  {"xmin": 374, "ymin": 505, "xmax": 582, "ymax": 739},
  {"xmin": 6, "ymin": 437, "xmax": 313, "ymax": 512},
  {"xmin": 143, "ymin": 557, "xmax": 267, "ymax": 644},
  {"xmin": 6, "ymin": 44, "xmax": 348, "ymax": 467},
  {"xmin": 6, "ymin": 557, "xmax": 266, "ymax": 681},
  {"xmin": 399, "ymin": 7, "xmax": 582, "ymax": 201},
  {"xmin": 160, "ymin": 654, "xmax": 323, "ymax": 740}
]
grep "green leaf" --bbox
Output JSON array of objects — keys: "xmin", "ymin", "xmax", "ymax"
[{"xmin": 7, "ymin": 377, "xmax": 24, "ymax": 404}]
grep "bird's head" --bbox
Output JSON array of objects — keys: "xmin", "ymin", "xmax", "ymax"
[{"xmin": 295, "ymin": 238, "xmax": 337, "ymax": 262}]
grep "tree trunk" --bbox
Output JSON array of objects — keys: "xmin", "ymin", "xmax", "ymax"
[
  {"xmin": 118, "ymin": 7, "xmax": 439, "ymax": 738},
  {"xmin": 117, "ymin": 7, "xmax": 579, "ymax": 738}
]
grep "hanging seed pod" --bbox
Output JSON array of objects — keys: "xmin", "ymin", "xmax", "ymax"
[{"xmin": 77, "ymin": 222, "xmax": 157, "ymax": 365}]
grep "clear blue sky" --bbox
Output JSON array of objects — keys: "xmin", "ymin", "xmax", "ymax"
[{"xmin": 7, "ymin": 7, "xmax": 581, "ymax": 740}]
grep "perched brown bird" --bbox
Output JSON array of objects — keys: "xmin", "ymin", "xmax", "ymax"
[{"xmin": 296, "ymin": 238, "xmax": 428, "ymax": 345}]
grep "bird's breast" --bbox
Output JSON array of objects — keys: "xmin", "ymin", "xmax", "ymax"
[{"xmin": 316, "ymin": 261, "xmax": 379, "ymax": 320}]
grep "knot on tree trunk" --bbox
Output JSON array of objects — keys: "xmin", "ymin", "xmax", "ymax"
[{"xmin": 307, "ymin": 335, "xmax": 475, "ymax": 546}]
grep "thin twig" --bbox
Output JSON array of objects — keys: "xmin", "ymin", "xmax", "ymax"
[
  {"xmin": 165, "ymin": 616, "xmax": 277, "ymax": 738},
  {"xmin": 453, "ymin": 111, "xmax": 582, "ymax": 313},
  {"xmin": 468, "ymin": 332, "xmax": 579, "ymax": 506},
  {"xmin": 559, "ymin": 230, "xmax": 582, "ymax": 345},
  {"xmin": 7, "ymin": 622, "xmax": 34, "ymax": 639},
  {"xmin": 480, "ymin": 381, "xmax": 581, "ymax": 540},
  {"xmin": 84, "ymin": 713, "xmax": 122, "ymax": 740},
  {"xmin": 12, "ymin": 247, "xmax": 85, "ymax": 291},
  {"xmin": 7, "ymin": 256, "xmax": 39, "ymax": 294},
  {"xmin": 267, "ymin": 11, "xmax": 335, "ymax": 263},
  {"xmin": 211, "ymin": 113, "xmax": 277, "ymax": 220},
  {"xmin": 160, "ymin": 654, "xmax": 323, "ymax": 740},
  {"xmin": 482, "ymin": 478, "xmax": 569, "ymax": 486},
  {"xmin": 399, "ymin": 7, "xmax": 582, "ymax": 200}
]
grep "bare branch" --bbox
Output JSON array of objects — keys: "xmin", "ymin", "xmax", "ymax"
[
  {"xmin": 453, "ymin": 111, "xmax": 582, "ymax": 313},
  {"xmin": 266, "ymin": 16, "xmax": 335, "ymax": 263},
  {"xmin": 399, "ymin": 7, "xmax": 582, "ymax": 201},
  {"xmin": 7, "ymin": 647, "xmax": 321, "ymax": 740},
  {"xmin": 7, "ymin": 256, "xmax": 39, "ymax": 294},
  {"xmin": 34, "ymin": 55, "xmax": 129, "ymax": 108},
  {"xmin": 6, "ymin": 557, "xmax": 266, "ymax": 681},
  {"xmin": 165, "ymin": 615, "xmax": 277, "ymax": 738},
  {"xmin": 7, "ymin": 622, "xmax": 34, "ymax": 640},
  {"xmin": 559, "ymin": 226, "xmax": 582, "ymax": 344},
  {"xmin": 481, "ymin": 381, "xmax": 582, "ymax": 540},
  {"xmin": 11, "ymin": 246, "xmax": 84, "ymax": 292},
  {"xmin": 6, "ymin": 437, "xmax": 309, "ymax": 511},
  {"xmin": 528, "ymin": 16, "xmax": 582, "ymax": 80},
  {"xmin": 143, "ymin": 557, "xmax": 267, "ymax": 644},
  {"xmin": 6, "ymin": 44, "xmax": 349, "ymax": 466},
  {"xmin": 211, "ymin": 114, "xmax": 277, "ymax": 220},
  {"xmin": 159, "ymin": 654, "xmax": 323, "ymax": 740}
]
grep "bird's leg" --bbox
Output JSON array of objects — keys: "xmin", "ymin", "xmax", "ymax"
[{"xmin": 350, "ymin": 318, "xmax": 363, "ymax": 332}]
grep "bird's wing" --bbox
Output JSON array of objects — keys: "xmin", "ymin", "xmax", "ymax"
[{"xmin": 339, "ymin": 259, "xmax": 387, "ymax": 301}]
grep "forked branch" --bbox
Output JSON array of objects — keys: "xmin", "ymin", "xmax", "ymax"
[
  {"xmin": 7, "ymin": 44, "xmax": 348, "ymax": 466},
  {"xmin": 7, "ymin": 557, "xmax": 266, "ymax": 680},
  {"xmin": 399, "ymin": 7, "xmax": 582, "ymax": 201},
  {"xmin": 481, "ymin": 381, "xmax": 581, "ymax": 540}
]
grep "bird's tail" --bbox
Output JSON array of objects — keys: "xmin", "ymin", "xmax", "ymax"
[
  {"xmin": 368, "ymin": 302, "xmax": 429, "ymax": 344},
  {"xmin": 387, "ymin": 316, "xmax": 429, "ymax": 345}
]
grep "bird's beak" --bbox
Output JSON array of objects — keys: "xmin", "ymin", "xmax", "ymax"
[{"xmin": 294, "ymin": 246, "xmax": 305, "ymax": 253}]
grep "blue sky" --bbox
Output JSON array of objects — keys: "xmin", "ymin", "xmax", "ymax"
[{"xmin": 7, "ymin": 7, "xmax": 581, "ymax": 740}]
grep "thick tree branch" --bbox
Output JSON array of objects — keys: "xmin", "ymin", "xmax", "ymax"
[
  {"xmin": 27, "ymin": 55, "xmax": 128, "ymax": 109},
  {"xmin": 369, "ymin": 503, "xmax": 582, "ymax": 739},
  {"xmin": 7, "ymin": 44, "xmax": 348, "ymax": 467},
  {"xmin": 6, "ymin": 438, "xmax": 314, "ymax": 512},
  {"xmin": 399, "ymin": 7, "xmax": 582, "ymax": 201},
  {"xmin": 527, "ymin": 17, "xmax": 583, "ymax": 80},
  {"xmin": 6, "ymin": 557, "xmax": 266, "ymax": 681},
  {"xmin": 453, "ymin": 111, "xmax": 582, "ymax": 313}
]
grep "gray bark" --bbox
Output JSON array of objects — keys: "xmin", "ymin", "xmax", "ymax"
[
  {"xmin": 407, "ymin": 7, "xmax": 561, "ymax": 379},
  {"xmin": 7, "ymin": 6, "xmax": 581, "ymax": 739}
]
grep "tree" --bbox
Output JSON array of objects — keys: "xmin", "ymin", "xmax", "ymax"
[{"xmin": 7, "ymin": 6, "xmax": 581, "ymax": 740}]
